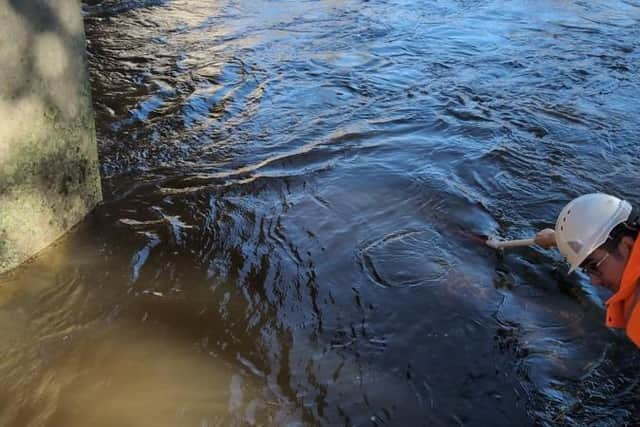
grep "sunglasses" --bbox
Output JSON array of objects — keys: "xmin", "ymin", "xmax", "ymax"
[{"xmin": 580, "ymin": 252, "xmax": 610, "ymax": 275}]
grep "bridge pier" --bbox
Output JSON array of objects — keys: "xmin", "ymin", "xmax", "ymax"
[{"xmin": 0, "ymin": 0, "xmax": 102, "ymax": 273}]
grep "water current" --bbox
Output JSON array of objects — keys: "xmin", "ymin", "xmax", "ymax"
[{"xmin": 2, "ymin": 0, "xmax": 640, "ymax": 425}]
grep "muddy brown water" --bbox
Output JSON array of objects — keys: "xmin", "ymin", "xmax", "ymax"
[{"xmin": 2, "ymin": 0, "xmax": 640, "ymax": 425}]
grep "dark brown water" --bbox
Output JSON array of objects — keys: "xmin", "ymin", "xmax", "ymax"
[{"xmin": 2, "ymin": 0, "xmax": 640, "ymax": 425}]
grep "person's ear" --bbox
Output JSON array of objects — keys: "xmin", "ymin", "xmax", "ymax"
[{"xmin": 617, "ymin": 236, "xmax": 635, "ymax": 258}]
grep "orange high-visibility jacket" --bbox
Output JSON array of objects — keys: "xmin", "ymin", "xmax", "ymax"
[{"xmin": 605, "ymin": 237, "xmax": 640, "ymax": 346}]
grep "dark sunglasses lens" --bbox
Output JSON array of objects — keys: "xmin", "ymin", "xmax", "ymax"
[{"xmin": 581, "ymin": 260, "xmax": 597, "ymax": 274}]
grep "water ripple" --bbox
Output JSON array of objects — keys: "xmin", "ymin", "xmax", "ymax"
[{"xmin": 3, "ymin": 0, "xmax": 640, "ymax": 425}]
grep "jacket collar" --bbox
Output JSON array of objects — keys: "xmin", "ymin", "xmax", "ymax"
[{"xmin": 606, "ymin": 237, "xmax": 640, "ymax": 304}]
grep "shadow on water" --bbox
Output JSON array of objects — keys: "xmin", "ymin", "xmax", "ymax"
[
  {"xmin": 2, "ymin": 0, "xmax": 640, "ymax": 425},
  {"xmin": 82, "ymin": 0, "xmax": 169, "ymax": 18}
]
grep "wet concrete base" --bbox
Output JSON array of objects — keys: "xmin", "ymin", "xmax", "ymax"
[{"xmin": 0, "ymin": 0, "xmax": 102, "ymax": 273}]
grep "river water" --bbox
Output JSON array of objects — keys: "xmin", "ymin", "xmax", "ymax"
[{"xmin": 2, "ymin": 0, "xmax": 640, "ymax": 425}]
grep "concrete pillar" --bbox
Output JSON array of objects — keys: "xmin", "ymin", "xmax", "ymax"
[{"xmin": 0, "ymin": 0, "xmax": 102, "ymax": 273}]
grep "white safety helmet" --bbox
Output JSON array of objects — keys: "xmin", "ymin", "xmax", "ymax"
[{"xmin": 555, "ymin": 193, "xmax": 632, "ymax": 273}]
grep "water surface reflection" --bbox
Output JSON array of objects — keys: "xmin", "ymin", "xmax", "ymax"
[{"xmin": 2, "ymin": 0, "xmax": 640, "ymax": 425}]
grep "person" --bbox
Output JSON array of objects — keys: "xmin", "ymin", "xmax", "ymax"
[{"xmin": 534, "ymin": 193, "xmax": 640, "ymax": 346}]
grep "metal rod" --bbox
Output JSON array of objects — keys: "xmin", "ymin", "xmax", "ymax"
[{"xmin": 485, "ymin": 238, "xmax": 536, "ymax": 249}]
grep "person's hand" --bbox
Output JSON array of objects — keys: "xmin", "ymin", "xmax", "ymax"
[{"xmin": 534, "ymin": 228, "xmax": 556, "ymax": 248}]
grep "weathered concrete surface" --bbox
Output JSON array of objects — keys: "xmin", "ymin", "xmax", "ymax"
[{"xmin": 0, "ymin": 0, "xmax": 102, "ymax": 273}]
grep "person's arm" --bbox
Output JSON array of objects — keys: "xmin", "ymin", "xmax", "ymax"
[{"xmin": 534, "ymin": 228, "xmax": 556, "ymax": 248}]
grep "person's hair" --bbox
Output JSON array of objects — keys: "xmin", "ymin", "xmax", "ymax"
[{"xmin": 601, "ymin": 210, "xmax": 640, "ymax": 253}]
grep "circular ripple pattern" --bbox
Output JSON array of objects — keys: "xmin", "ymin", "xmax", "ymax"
[
  {"xmin": 1, "ymin": 0, "xmax": 640, "ymax": 426},
  {"xmin": 360, "ymin": 229, "xmax": 453, "ymax": 288}
]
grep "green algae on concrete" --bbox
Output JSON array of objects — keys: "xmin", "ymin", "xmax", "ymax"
[{"xmin": 0, "ymin": 0, "xmax": 103, "ymax": 273}]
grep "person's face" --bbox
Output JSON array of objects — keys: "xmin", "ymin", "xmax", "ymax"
[{"xmin": 582, "ymin": 236, "xmax": 635, "ymax": 292}]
